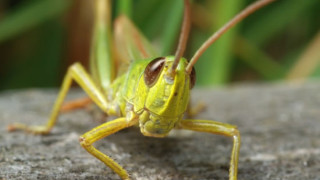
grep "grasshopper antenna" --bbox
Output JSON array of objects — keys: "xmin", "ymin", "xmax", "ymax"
[
  {"xmin": 186, "ymin": 0, "xmax": 276, "ymax": 74},
  {"xmin": 167, "ymin": 0, "xmax": 191, "ymax": 78}
]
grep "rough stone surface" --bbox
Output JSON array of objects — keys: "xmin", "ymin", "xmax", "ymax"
[{"xmin": 1, "ymin": 82, "xmax": 320, "ymax": 180}]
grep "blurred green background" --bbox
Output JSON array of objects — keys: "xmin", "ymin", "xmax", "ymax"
[{"xmin": 0, "ymin": 0, "xmax": 320, "ymax": 91}]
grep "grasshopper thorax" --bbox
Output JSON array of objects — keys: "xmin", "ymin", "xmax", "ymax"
[{"xmin": 134, "ymin": 56, "xmax": 195, "ymax": 137}]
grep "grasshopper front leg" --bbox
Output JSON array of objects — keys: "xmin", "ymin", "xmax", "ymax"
[
  {"xmin": 176, "ymin": 119, "xmax": 240, "ymax": 180},
  {"xmin": 80, "ymin": 118, "xmax": 135, "ymax": 180},
  {"xmin": 8, "ymin": 63, "xmax": 116, "ymax": 134},
  {"xmin": 80, "ymin": 117, "xmax": 137, "ymax": 180}
]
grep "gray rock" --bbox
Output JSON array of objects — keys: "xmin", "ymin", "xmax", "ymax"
[{"xmin": 1, "ymin": 82, "xmax": 320, "ymax": 180}]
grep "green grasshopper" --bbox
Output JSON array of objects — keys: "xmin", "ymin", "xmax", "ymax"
[{"xmin": 8, "ymin": 0, "xmax": 275, "ymax": 179}]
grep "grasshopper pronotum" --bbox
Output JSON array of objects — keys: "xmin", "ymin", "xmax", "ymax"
[{"xmin": 8, "ymin": 0, "xmax": 275, "ymax": 179}]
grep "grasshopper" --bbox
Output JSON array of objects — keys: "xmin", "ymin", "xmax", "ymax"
[{"xmin": 8, "ymin": 0, "xmax": 275, "ymax": 179}]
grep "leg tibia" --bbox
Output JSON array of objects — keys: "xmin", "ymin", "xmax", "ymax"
[
  {"xmin": 79, "ymin": 118, "xmax": 132, "ymax": 180},
  {"xmin": 177, "ymin": 119, "xmax": 240, "ymax": 180}
]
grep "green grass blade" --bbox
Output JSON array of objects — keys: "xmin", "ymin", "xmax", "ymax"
[
  {"xmin": 196, "ymin": 0, "xmax": 244, "ymax": 86},
  {"xmin": 286, "ymin": 31, "xmax": 320, "ymax": 80},
  {"xmin": 244, "ymin": 0, "xmax": 318, "ymax": 46},
  {"xmin": 133, "ymin": 0, "xmax": 162, "ymax": 30},
  {"xmin": 0, "ymin": 0, "xmax": 72, "ymax": 43},
  {"xmin": 135, "ymin": 1, "xmax": 171, "ymax": 42},
  {"xmin": 160, "ymin": 0, "xmax": 183, "ymax": 55},
  {"xmin": 234, "ymin": 36, "xmax": 284, "ymax": 80},
  {"xmin": 116, "ymin": 0, "xmax": 132, "ymax": 17}
]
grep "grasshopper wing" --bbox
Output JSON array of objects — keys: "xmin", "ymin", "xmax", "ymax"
[{"xmin": 114, "ymin": 15, "xmax": 158, "ymax": 76}]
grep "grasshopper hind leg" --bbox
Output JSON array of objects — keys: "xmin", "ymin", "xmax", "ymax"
[
  {"xmin": 7, "ymin": 63, "xmax": 116, "ymax": 134},
  {"xmin": 60, "ymin": 97, "xmax": 92, "ymax": 113},
  {"xmin": 8, "ymin": 62, "xmax": 138, "ymax": 179}
]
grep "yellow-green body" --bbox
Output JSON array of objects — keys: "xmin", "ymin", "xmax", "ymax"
[{"xmin": 110, "ymin": 56, "xmax": 190, "ymax": 137}]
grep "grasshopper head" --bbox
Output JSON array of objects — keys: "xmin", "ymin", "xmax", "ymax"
[
  {"xmin": 136, "ymin": 0, "xmax": 193, "ymax": 137},
  {"xmin": 138, "ymin": 56, "xmax": 195, "ymax": 137}
]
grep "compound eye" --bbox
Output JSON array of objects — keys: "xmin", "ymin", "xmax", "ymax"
[
  {"xmin": 144, "ymin": 57, "xmax": 165, "ymax": 87},
  {"xmin": 189, "ymin": 67, "xmax": 196, "ymax": 89}
]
